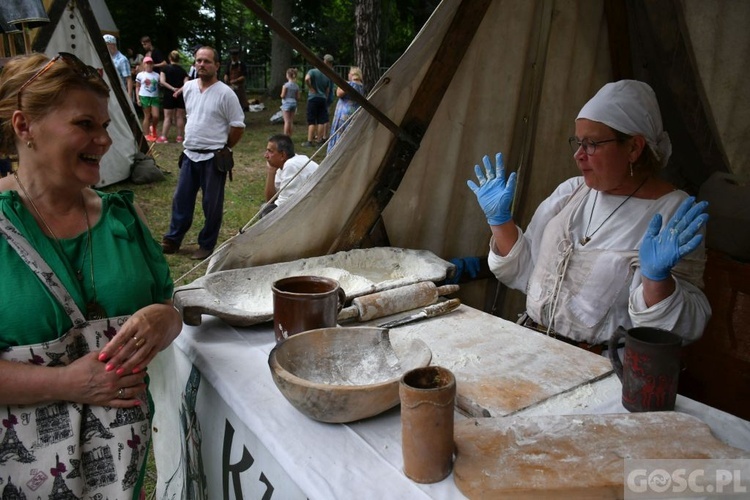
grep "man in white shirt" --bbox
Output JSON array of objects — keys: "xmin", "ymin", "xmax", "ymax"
[
  {"xmin": 162, "ymin": 46, "xmax": 245, "ymax": 260},
  {"xmin": 261, "ymin": 134, "xmax": 319, "ymax": 217}
]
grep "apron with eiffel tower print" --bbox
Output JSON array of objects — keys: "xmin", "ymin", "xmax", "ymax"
[{"xmin": 0, "ymin": 213, "xmax": 150, "ymax": 499}]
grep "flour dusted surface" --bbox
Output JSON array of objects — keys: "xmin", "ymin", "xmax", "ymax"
[{"xmin": 383, "ymin": 305, "xmax": 613, "ymax": 417}]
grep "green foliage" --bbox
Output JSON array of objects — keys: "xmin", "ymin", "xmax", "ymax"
[
  {"xmin": 107, "ymin": 0, "xmax": 436, "ymax": 68},
  {"xmin": 215, "ymin": 0, "xmax": 272, "ymax": 63},
  {"xmin": 381, "ymin": 0, "xmax": 440, "ymax": 65},
  {"xmin": 105, "ymin": 0, "xmax": 205, "ymax": 54},
  {"xmin": 291, "ymin": 0, "xmax": 355, "ymax": 61}
]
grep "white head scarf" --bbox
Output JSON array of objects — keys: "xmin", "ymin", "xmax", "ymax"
[{"xmin": 576, "ymin": 80, "xmax": 672, "ymax": 167}]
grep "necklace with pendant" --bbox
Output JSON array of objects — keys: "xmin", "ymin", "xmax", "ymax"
[
  {"xmin": 73, "ymin": 221, "xmax": 90, "ymax": 282},
  {"xmin": 580, "ymin": 176, "xmax": 649, "ymax": 246},
  {"xmin": 14, "ymin": 173, "xmax": 107, "ymax": 320}
]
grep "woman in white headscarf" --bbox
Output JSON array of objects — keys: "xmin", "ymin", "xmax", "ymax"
[{"xmin": 467, "ymin": 80, "xmax": 710, "ymax": 349}]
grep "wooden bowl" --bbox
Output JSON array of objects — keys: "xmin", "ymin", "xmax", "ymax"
[{"xmin": 268, "ymin": 327, "xmax": 432, "ymax": 423}]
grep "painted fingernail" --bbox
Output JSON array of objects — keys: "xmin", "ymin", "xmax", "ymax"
[
  {"xmin": 116, "ymin": 368, "xmax": 125, "ymax": 376},
  {"xmin": 98, "ymin": 353, "xmax": 108, "ymax": 362},
  {"xmin": 132, "ymin": 367, "xmax": 141, "ymax": 374},
  {"xmin": 105, "ymin": 363, "xmax": 115, "ymax": 372}
]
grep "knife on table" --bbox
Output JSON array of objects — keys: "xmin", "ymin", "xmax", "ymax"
[{"xmin": 377, "ymin": 299, "xmax": 461, "ymax": 329}]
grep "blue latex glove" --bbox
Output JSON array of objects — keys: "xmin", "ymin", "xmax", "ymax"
[
  {"xmin": 446, "ymin": 257, "xmax": 481, "ymax": 284},
  {"xmin": 467, "ymin": 152, "xmax": 517, "ymax": 226},
  {"xmin": 639, "ymin": 196, "xmax": 709, "ymax": 281}
]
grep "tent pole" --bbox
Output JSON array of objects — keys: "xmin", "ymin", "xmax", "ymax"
[
  {"xmin": 21, "ymin": 24, "xmax": 32, "ymax": 54},
  {"xmin": 31, "ymin": 0, "xmax": 67, "ymax": 52},
  {"xmin": 9, "ymin": 34, "xmax": 18, "ymax": 56},
  {"xmin": 238, "ymin": 0, "xmax": 417, "ymax": 148},
  {"xmin": 328, "ymin": 0, "xmax": 494, "ymax": 253},
  {"xmin": 74, "ymin": 0, "xmax": 149, "ymax": 154}
]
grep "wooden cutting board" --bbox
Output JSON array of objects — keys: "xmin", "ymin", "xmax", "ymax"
[
  {"xmin": 386, "ymin": 305, "xmax": 613, "ymax": 417},
  {"xmin": 454, "ymin": 412, "xmax": 749, "ymax": 499}
]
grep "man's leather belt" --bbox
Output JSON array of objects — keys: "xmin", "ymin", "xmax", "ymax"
[
  {"xmin": 186, "ymin": 148, "xmax": 221, "ymax": 154},
  {"xmin": 553, "ymin": 334, "xmax": 607, "ymax": 355}
]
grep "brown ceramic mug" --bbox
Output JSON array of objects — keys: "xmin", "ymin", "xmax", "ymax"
[
  {"xmin": 272, "ymin": 276, "xmax": 346, "ymax": 344},
  {"xmin": 608, "ymin": 327, "xmax": 682, "ymax": 412}
]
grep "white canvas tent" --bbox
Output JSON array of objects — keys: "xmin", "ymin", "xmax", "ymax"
[
  {"xmin": 153, "ymin": 4, "xmax": 749, "ymax": 493},
  {"xmin": 29, "ymin": 0, "xmax": 146, "ymax": 187},
  {"xmin": 207, "ymin": 0, "xmax": 749, "ymax": 318}
]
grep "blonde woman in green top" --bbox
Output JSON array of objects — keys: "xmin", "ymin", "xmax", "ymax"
[{"xmin": 0, "ymin": 52, "xmax": 182, "ymax": 499}]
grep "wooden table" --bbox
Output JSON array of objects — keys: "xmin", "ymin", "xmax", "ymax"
[
  {"xmin": 149, "ymin": 305, "xmax": 750, "ymax": 499},
  {"xmin": 372, "ymin": 304, "xmax": 613, "ymax": 417}
]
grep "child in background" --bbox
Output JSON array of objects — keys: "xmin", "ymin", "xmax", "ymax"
[
  {"xmin": 135, "ymin": 56, "xmax": 161, "ymax": 142},
  {"xmin": 280, "ymin": 68, "xmax": 299, "ymax": 137}
]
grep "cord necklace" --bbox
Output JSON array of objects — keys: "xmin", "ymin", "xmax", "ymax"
[
  {"xmin": 14, "ymin": 172, "xmax": 106, "ymax": 320},
  {"xmin": 580, "ymin": 176, "xmax": 649, "ymax": 246}
]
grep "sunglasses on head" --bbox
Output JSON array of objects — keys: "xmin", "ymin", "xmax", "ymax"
[{"xmin": 17, "ymin": 52, "xmax": 103, "ymax": 109}]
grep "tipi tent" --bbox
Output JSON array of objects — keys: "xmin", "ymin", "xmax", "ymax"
[
  {"xmin": 152, "ymin": 8, "xmax": 750, "ymax": 495},
  {"xmin": 207, "ymin": 0, "xmax": 749, "ymax": 320},
  {"xmin": 28, "ymin": 0, "xmax": 147, "ymax": 186}
]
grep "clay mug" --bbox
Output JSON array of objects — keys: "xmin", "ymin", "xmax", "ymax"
[
  {"xmin": 608, "ymin": 327, "xmax": 682, "ymax": 412},
  {"xmin": 272, "ymin": 275, "xmax": 346, "ymax": 344},
  {"xmin": 399, "ymin": 365, "xmax": 456, "ymax": 484}
]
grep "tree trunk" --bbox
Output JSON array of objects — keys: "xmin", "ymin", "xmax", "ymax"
[
  {"xmin": 355, "ymin": 0, "xmax": 381, "ymax": 93},
  {"xmin": 269, "ymin": 0, "xmax": 293, "ymax": 98},
  {"xmin": 214, "ymin": 0, "xmax": 224, "ymax": 60}
]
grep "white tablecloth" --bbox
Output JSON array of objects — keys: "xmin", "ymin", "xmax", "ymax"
[{"xmin": 149, "ymin": 308, "xmax": 750, "ymax": 499}]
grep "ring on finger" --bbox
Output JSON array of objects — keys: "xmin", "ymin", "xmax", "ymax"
[
  {"xmin": 118, "ymin": 388, "xmax": 125, "ymax": 399},
  {"xmin": 133, "ymin": 336, "xmax": 145, "ymax": 348}
]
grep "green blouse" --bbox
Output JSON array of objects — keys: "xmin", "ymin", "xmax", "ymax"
[{"xmin": 0, "ymin": 190, "xmax": 174, "ymax": 348}]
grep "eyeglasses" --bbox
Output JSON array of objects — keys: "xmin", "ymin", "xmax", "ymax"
[
  {"xmin": 568, "ymin": 137, "xmax": 618, "ymax": 155},
  {"xmin": 17, "ymin": 52, "xmax": 103, "ymax": 109}
]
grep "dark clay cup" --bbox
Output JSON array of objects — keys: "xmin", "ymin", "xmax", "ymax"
[
  {"xmin": 608, "ymin": 327, "xmax": 682, "ymax": 412},
  {"xmin": 272, "ymin": 276, "xmax": 345, "ymax": 344}
]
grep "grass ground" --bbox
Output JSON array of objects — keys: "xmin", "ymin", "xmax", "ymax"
[
  {"xmin": 101, "ymin": 95, "xmax": 323, "ymax": 497},
  {"xmin": 103, "ymin": 95, "xmax": 322, "ymax": 283}
]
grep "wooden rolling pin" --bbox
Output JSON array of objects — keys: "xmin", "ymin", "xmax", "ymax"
[{"xmin": 338, "ymin": 282, "xmax": 459, "ymax": 322}]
